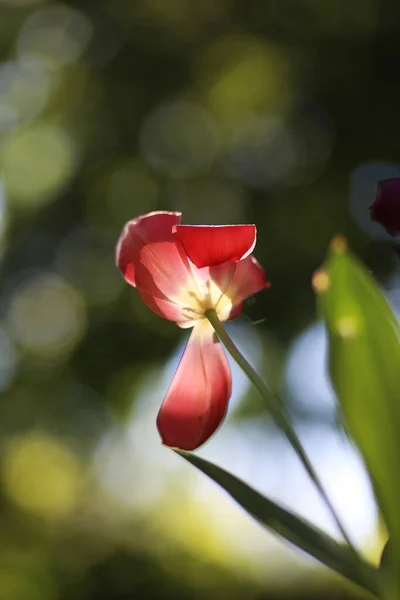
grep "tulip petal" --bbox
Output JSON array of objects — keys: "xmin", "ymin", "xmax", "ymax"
[
  {"xmin": 117, "ymin": 211, "xmax": 204, "ymax": 321},
  {"xmin": 134, "ymin": 242, "xmax": 202, "ymax": 314},
  {"xmin": 138, "ymin": 289, "xmax": 197, "ymax": 327},
  {"xmin": 216, "ymin": 256, "xmax": 270, "ymax": 321},
  {"xmin": 175, "ymin": 224, "xmax": 257, "ymax": 268},
  {"xmin": 227, "ymin": 256, "xmax": 270, "ymax": 303},
  {"xmin": 156, "ymin": 320, "xmax": 231, "ymax": 450},
  {"xmin": 116, "ymin": 211, "xmax": 182, "ymax": 286}
]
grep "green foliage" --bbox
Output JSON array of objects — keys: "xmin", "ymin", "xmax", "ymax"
[
  {"xmin": 317, "ymin": 240, "xmax": 400, "ymax": 598},
  {"xmin": 176, "ymin": 450, "xmax": 379, "ymax": 597}
]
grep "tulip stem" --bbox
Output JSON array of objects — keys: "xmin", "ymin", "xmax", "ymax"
[{"xmin": 205, "ymin": 309, "xmax": 359, "ymax": 560}]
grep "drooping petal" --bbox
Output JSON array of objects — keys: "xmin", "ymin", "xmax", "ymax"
[
  {"xmin": 156, "ymin": 320, "xmax": 231, "ymax": 450},
  {"xmin": 216, "ymin": 256, "xmax": 270, "ymax": 322},
  {"xmin": 175, "ymin": 224, "xmax": 257, "ymax": 268},
  {"xmin": 116, "ymin": 211, "xmax": 182, "ymax": 287}
]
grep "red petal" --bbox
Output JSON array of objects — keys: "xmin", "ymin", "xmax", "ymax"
[
  {"xmin": 137, "ymin": 289, "xmax": 197, "ymax": 327},
  {"xmin": 156, "ymin": 321, "xmax": 231, "ymax": 450},
  {"xmin": 116, "ymin": 211, "xmax": 203, "ymax": 322},
  {"xmin": 370, "ymin": 179, "xmax": 400, "ymax": 235},
  {"xmin": 227, "ymin": 256, "xmax": 270, "ymax": 304},
  {"xmin": 116, "ymin": 211, "xmax": 182, "ymax": 287},
  {"xmin": 134, "ymin": 239, "xmax": 204, "ymax": 315},
  {"xmin": 175, "ymin": 224, "xmax": 257, "ymax": 268},
  {"xmin": 215, "ymin": 256, "xmax": 270, "ymax": 321}
]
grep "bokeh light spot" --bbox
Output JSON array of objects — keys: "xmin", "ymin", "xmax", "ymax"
[
  {"xmin": 0, "ymin": 58, "xmax": 51, "ymax": 133},
  {"xmin": 140, "ymin": 100, "xmax": 220, "ymax": 176},
  {"xmin": 17, "ymin": 4, "xmax": 93, "ymax": 67},
  {"xmin": 312, "ymin": 269, "xmax": 330, "ymax": 294},
  {"xmin": 7, "ymin": 272, "xmax": 86, "ymax": 361},
  {"xmin": 228, "ymin": 115, "xmax": 296, "ymax": 188},
  {"xmin": 55, "ymin": 227, "xmax": 125, "ymax": 307},
  {"xmin": 107, "ymin": 161, "xmax": 159, "ymax": 220},
  {"xmin": 84, "ymin": 159, "xmax": 160, "ymax": 231},
  {"xmin": 285, "ymin": 322, "xmax": 336, "ymax": 415},
  {"xmin": 336, "ymin": 315, "xmax": 359, "ymax": 339},
  {"xmin": 1, "ymin": 123, "xmax": 78, "ymax": 207},
  {"xmin": 199, "ymin": 36, "xmax": 294, "ymax": 127},
  {"xmin": 2, "ymin": 432, "xmax": 82, "ymax": 518}
]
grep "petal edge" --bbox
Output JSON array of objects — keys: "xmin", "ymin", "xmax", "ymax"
[
  {"xmin": 116, "ymin": 211, "xmax": 182, "ymax": 286},
  {"xmin": 175, "ymin": 224, "xmax": 257, "ymax": 268}
]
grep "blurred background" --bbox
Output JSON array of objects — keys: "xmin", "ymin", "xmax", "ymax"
[{"xmin": 0, "ymin": 0, "xmax": 398, "ymax": 598}]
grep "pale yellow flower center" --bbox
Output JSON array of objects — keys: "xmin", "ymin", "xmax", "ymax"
[{"xmin": 180, "ymin": 277, "xmax": 233, "ymax": 323}]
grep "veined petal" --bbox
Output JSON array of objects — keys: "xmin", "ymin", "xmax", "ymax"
[
  {"xmin": 175, "ymin": 224, "xmax": 257, "ymax": 268},
  {"xmin": 135, "ymin": 241, "xmax": 202, "ymax": 312},
  {"xmin": 137, "ymin": 289, "xmax": 197, "ymax": 327},
  {"xmin": 156, "ymin": 320, "xmax": 231, "ymax": 450},
  {"xmin": 116, "ymin": 211, "xmax": 203, "ymax": 321},
  {"xmin": 216, "ymin": 256, "xmax": 270, "ymax": 322},
  {"xmin": 196, "ymin": 261, "xmax": 237, "ymax": 308},
  {"xmin": 116, "ymin": 211, "xmax": 182, "ymax": 287}
]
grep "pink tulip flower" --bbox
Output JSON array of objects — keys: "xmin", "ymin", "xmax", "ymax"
[{"xmin": 116, "ymin": 211, "xmax": 269, "ymax": 450}]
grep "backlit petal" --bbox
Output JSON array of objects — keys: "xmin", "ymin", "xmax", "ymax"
[
  {"xmin": 137, "ymin": 289, "xmax": 197, "ymax": 327},
  {"xmin": 197, "ymin": 261, "xmax": 237, "ymax": 308},
  {"xmin": 134, "ymin": 241, "xmax": 202, "ymax": 313},
  {"xmin": 156, "ymin": 321, "xmax": 231, "ymax": 450},
  {"xmin": 216, "ymin": 256, "xmax": 270, "ymax": 321},
  {"xmin": 175, "ymin": 224, "xmax": 257, "ymax": 268},
  {"xmin": 116, "ymin": 211, "xmax": 181, "ymax": 287},
  {"xmin": 116, "ymin": 211, "xmax": 203, "ymax": 321}
]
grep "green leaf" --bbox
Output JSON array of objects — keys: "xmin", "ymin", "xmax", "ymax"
[
  {"xmin": 316, "ymin": 238, "xmax": 400, "ymax": 598},
  {"xmin": 175, "ymin": 449, "xmax": 379, "ymax": 596}
]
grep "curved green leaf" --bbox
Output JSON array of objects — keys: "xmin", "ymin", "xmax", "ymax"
[
  {"xmin": 316, "ymin": 239, "xmax": 400, "ymax": 598},
  {"xmin": 175, "ymin": 449, "xmax": 378, "ymax": 596}
]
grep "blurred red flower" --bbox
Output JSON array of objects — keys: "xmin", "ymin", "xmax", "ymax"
[{"xmin": 370, "ymin": 179, "xmax": 400, "ymax": 235}]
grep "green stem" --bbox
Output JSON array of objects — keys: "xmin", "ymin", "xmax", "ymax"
[{"xmin": 205, "ymin": 308, "xmax": 359, "ymax": 559}]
